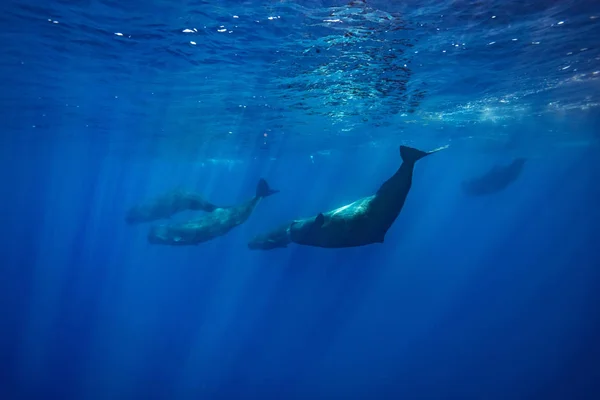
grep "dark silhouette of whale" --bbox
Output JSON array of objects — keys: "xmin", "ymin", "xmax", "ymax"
[
  {"xmin": 125, "ymin": 190, "xmax": 218, "ymax": 224},
  {"xmin": 249, "ymin": 145, "xmax": 447, "ymax": 250},
  {"xmin": 248, "ymin": 222, "xmax": 292, "ymax": 250},
  {"xmin": 148, "ymin": 179, "xmax": 278, "ymax": 246},
  {"xmin": 462, "ymin": 158, "xmax": 526, "ymax": 196}
]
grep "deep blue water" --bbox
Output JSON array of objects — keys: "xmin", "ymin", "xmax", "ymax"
[{"xmin": 1, "ymin": 1, "xmax": 600, "ymax": 399}]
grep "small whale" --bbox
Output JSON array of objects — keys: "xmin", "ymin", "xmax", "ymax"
[
  {"xmin": 148, "ymin": 179, "xmax": 279, "ymax": 246},
  {"xmin": 247, "ymin": 222, "xmax": 292, "ymax": 250},
  {"xmin": 126, "ymin": 190, "xmax": 219, "ymax": 225},
  {"xmin": 249, "ymin": 145, "xmax": 447, "ymax": 250},
  {"xmin": 462, "ymin": 158, "xmax": 526, "ymax": 196}
]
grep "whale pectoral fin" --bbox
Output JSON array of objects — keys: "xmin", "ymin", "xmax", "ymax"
[
  {"xmin": 307, "ymin": 213, "xmax": 325, "ymax": 234},
  {"xmin": 314, "ymin": 213, "xmax": 325, "ymax": 227}
]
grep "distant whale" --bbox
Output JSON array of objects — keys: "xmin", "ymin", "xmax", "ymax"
[
  {"xmin": 462, "ymin": 158, "xmax": 526, "ymax": 196},
  {"xmin": 148, "ymin": 179, "xmax": 279, "ymax": 246},
  {"xmin": 249, "ymin": 145, "xmax": 447, "ymax": 250},
  {"xmin": 126, "ymin": 190, "xmax": 219, "ymax": 225}
]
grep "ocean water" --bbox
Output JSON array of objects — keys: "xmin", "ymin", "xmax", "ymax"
[{"xmin": 1, "ymin": 0, "xmax": 599, "ymax": 399}]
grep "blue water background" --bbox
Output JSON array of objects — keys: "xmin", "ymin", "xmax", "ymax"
[{"xmin": 1, "ymin": 0, "xmax": 600, "ymax": 399}]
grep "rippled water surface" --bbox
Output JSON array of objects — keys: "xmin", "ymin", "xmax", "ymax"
[{"xmin": 1, "ymin": 0, "xmax": 599, "ymax": 158}]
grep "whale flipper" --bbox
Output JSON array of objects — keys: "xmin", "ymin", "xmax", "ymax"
[
  {"xmin": 256, "ymin": 178, "xmax": 279, "ymax": 198},
  {"xmin": 314, "ymin": 213, "xmax": 325, "ymax": 227},
  {"xmin": 303, "ymin": 213, "xmax": 325, "ymax": 236}
]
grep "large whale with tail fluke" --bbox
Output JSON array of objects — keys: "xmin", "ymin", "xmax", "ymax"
[
  {"xmin": 248, "ymin": 145, "xmax": 447, "ymax": 250},
  {"xmin": 148, "ymin": 179, "xmax": 279, "ymax": 246}
]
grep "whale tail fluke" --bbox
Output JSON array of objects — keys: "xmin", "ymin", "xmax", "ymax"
[
  {"xmin": 400, "ymin": 144, "xmax": 449, "ymax": 165},
  {"xmin": 256, "ymin": 178, "xmax": 279, "ymax": 198}
]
